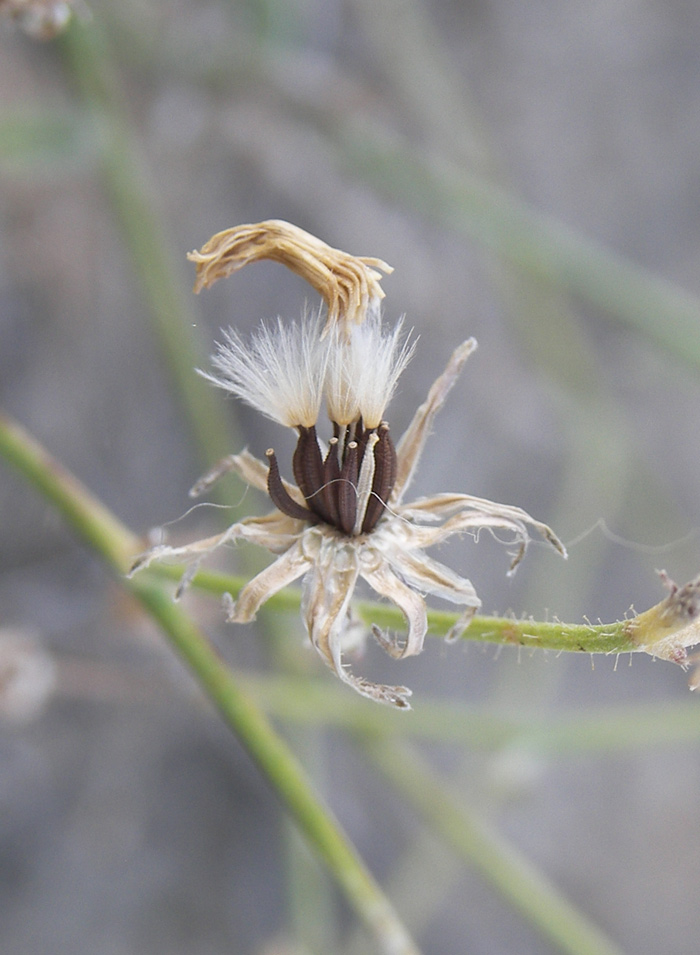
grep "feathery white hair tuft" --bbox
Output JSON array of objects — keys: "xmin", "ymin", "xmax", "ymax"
[
  {"xmin": 200, "ymin": 312, "xmax": 329, "ymax": 428},
  {"xmin": 325, "ymin": 317, "xmax": 415, "ymax": 429}
]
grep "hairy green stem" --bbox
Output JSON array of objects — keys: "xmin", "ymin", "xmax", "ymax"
[
  {"xmin": 152, "ymin": 563, "xmax": 642, "ymax": 655},
  {"xmin": 0, "ymin": 411, "xmax": 420, "ymax": 955},
  {"xmin": 366, "ymin": 739, "xmax": 624, "ymax": 955}
]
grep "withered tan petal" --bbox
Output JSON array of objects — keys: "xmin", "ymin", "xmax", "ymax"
[
  {"xmin": 392, "ymin": 338, "xmax": 477, "ymax": 503},
  {"xmin": 358, "ymin": 557, "xmax": 428, "ymax": 659},
  {"xmin": 299, "ymin": 533, "xmax": 412, "ymax": 707},
  {"xmin": 189, "ymin": 449, "xmax": 306, "ymax": 508},
  {"xmin": 128, "ymin": 527, "xmax": 242, "ymax": 578},
  {"xmin": 187, "ymin": 220, "xmax": 393, "ymax": 334},
  {"xmin": 399, "ymin": 492, "xmax": 567, "ymax": 566},
  {"xmin": 232, "ymin": 512, "xmax": 304, "ymax": 553},
  {"xmin": 382, "ymin": 544, "xmax": 481, "ymax": 617},
  {"xmin": 301, "ymin": 535, "xmax": 360, "ymax": 673},
  {"xmin": 227, "ymin": 539, "xmax": 310, "ymax": 623},
  {"xmin": 223, "ymin": 449, "xmax": 271, "ymax": 494}
]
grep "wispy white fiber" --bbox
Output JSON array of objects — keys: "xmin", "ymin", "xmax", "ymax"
[
  {"xmin": 325, "ymin": 317, "xmax": 415, "ymax": 429},
  {"xmin": 200, "ymin": 312, "xmax": 329, "ymax": 428}
]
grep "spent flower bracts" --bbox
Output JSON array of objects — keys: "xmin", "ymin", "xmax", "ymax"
[{"xmin": 130, "ymin": 221, "xmax": 566, "ymax": 708}]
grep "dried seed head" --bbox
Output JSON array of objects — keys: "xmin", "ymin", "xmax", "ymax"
[
  {"xmin": 129, "ymin": 222, "xmax": 569, "ymax": 707},
  {"xmin": 187, "ymin": 220, "xmax": 393, "ymax": 336}
]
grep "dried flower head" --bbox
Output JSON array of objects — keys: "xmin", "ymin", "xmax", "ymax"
[{"xmin": 131, "ymin": 222, "xmax": 566, "ymax": 708}]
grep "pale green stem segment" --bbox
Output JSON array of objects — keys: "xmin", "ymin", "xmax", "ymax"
[
  {"xmin": 0, "ymin": 412, "xmax": 420, "ymax": 955},
  {"xmin": 57, "ymin": 19, "xmax": 236, "ymax": 470},
  {"xmin": 366, "ymin": 739, "xmax": 625, "ymax": 955},
  {"xmin": 151, "ymin": 564, "xmax": 700, "ymax": 662},
  {"xmin": 219, "ymin": 675, "xmax": 700, "ymax": 754},
  {"xmin": 154, "ymin": 565, "xmax": 642, "ymax": 655}
]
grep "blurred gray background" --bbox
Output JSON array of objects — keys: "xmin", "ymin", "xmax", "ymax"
[{"xmin": 2, "ymin": 1, "xmax": 700, "ymax": 953}]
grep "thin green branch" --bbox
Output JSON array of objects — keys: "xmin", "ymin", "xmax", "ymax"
[
  {"xmin": 0, "ymin": 411, "xmax": 420, "ymax": 955},
  {"xmin": 57, "ymin": 18, "xmax": 236, "ymax": 468},
  {"xmin": 227, "ymin": 673, "xmax": 700, "ymax": 754},
  {"xmin": 150, "ymin": 562, "xmax": 642, "ymax": 655},
  {"xmin": 148, "ymin": 554, "xmax": 700, "ymax": 665},
  {"xmin": 366, "ymin": 739, "xmax": 624, "ymax": 955},
  {"xmin": 0, "ymin": 412, "xmax": 141, "ymax": 572}
]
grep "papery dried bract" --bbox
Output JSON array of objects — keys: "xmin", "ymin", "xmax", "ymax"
[
  {"xmin": 629, "ymin": 571, "xmax": 700, "ymax": 667},
  {"xmin": 187, "ymin": 220, "xmax": 393, "ymax": 336}
]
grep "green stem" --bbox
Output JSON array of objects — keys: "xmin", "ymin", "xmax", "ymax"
[
  {"xmin": 0, "ymin": 411, "xmax": 420, "ymax": 955},
  {"xmin": 57, "ymin": 18, "xmax": 236, "ymax": 468},
  {"xmin": 0, "ymin": 412, "xmax": 140, "ymax": 572},
  {"xmin": 152, "ymin": 564, "xmax": 641, "ymax": 656},
  {"xmin": 366, "ymin": 739, "xmax": 624, "ymax": 955},
  {"xmin": 221, "ymin": 674, "xmax": 700, "ymax": 754}
]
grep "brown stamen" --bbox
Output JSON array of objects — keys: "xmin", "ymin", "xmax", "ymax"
[
  {"xmin": 321, "ymin": 437, "xmax": 341, "ymax": 527},
  {"xmin": 293, "ymin": 425, "xmax": 332, "ymax": 523},
  {"xmin": 266, "ymin": 449, "xmax": 319, "ymax": 523},
  {"xmin": 361, "ymin": 423, "xmax": 397, "ymax": 533},
  {"xmin": 281, "ymin": 419, "xmax": 394, "ymax": 536},
  {"xmin": 337, "ymin": 440, "xmax": 359, "ymax": 535},
  {"xmin": 292, "ymin": 427, "xmax": 314, "ymax": 501}
]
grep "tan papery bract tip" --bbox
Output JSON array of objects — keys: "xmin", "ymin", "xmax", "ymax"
[
  {"xmin": 627, "ymin": 570, "xmax": 700, "ymax": 666},
  {"xmin": 187, "ymin": 220, "xmax": 393, "ymax": 336}
]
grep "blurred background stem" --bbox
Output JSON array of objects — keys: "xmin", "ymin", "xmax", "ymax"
[
  {"xmin": 0, "ymin": 410, "xmax": 421, "ymax": 955},
  {"xmin": 365, "ymin": 738, "xmax": 624, "ymax": 955},
  {"xmin": 58, "ymin": 18, "xmax": 238, "ymax": 470}
]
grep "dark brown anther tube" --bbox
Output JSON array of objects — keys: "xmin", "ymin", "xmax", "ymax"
[
  {"xmin": 293, "ymin": 426, "xmax": 332, "ymax": 523},
  {"xmin": 321, "ymin": 436, "xmax": 341, "ymax": 526},
  {"xmin": 292, "ymin": 427, "xmax": 313, "ymax": 501},
  {"xmin": 361, "ymin": 423, "xmax": 397, "ymax": 533},
  {"xmin": 266, "ymin": 449, "xmax": 319, "ymax": 522},
  {"xmin": 337, "ymin": 440, "xmax": 359, "ymax": 535}
]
